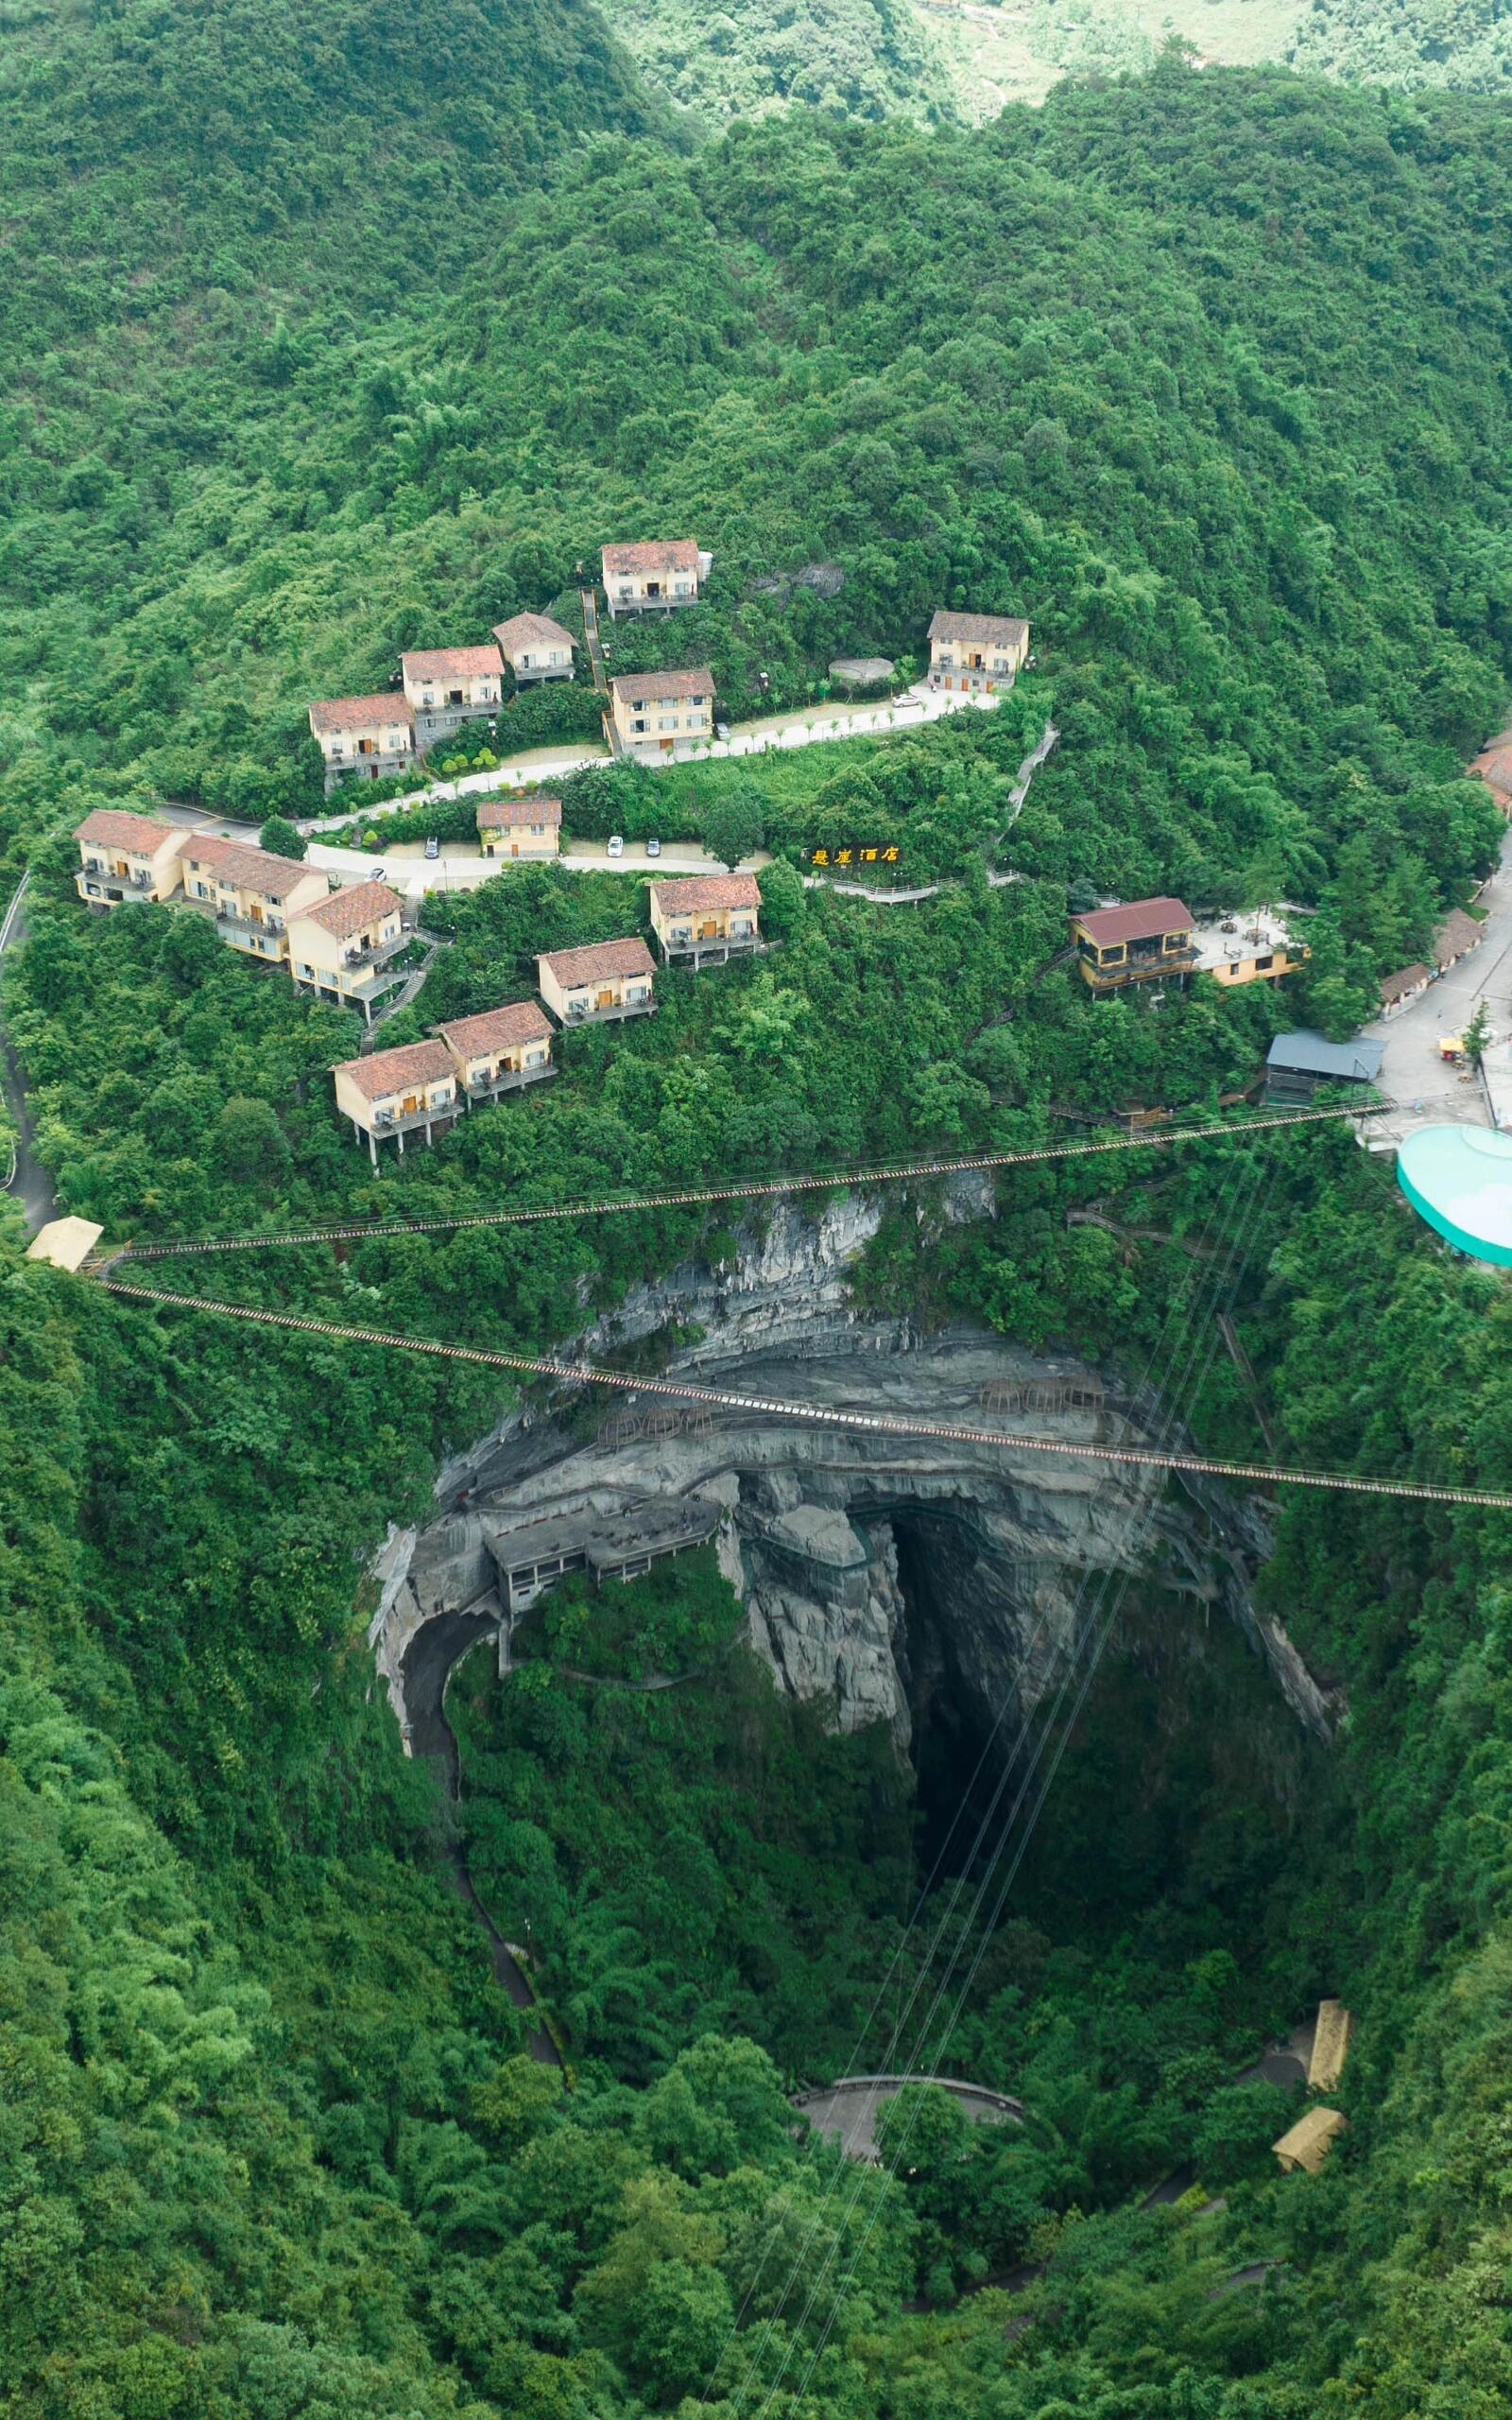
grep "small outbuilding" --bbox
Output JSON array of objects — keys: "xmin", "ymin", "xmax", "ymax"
[
  {"xmin": 1308, "ymin": 2001, "xmax": 1353, "ymax": 2094},
  {"xmin": 1264, "ymin": 1031, "xmax": 1384, "ymax": 1105},
  {"xmin": 492, "ymin": 612, "xmax": 575, "ymax": 684},
  {"xmin": 1380, "ymin": 962, "xmax": 1431, "ymax": 1017},
  {"xmin": 477, "ymin": 792, "xmax": 561, "ymax": 861},
  {"xmin": 1433, "ymin": 909, "xmax": 1484, "ymax": 973},
  {"xmin": 1273, "ymin": 2107, "xmax": 1347, "ymax": 2177},
  {"xmin": 26, "ymin": 1217, "xmax": 105, "ymax": 1272}
]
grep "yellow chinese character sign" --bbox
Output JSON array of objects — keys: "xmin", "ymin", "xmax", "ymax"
[{"xmin": 805, "ymin": 842, "xmax": 902, "ymax": 870}]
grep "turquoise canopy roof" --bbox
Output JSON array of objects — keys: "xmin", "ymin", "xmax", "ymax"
[{"xmin": 1397, "ymin": 1125, "xmax": 1512, "ymax": 1267}]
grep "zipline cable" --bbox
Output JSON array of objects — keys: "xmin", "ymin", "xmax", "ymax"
[
  {"xmin": 92, "ymin": 1282, "xmax": 1512, "ymax": 1511},
  {"xmin": 704, "ymin": 1116, "xmax": 1277, "ymax": 2403},
  {"xmin": 757, "ymin": 1146, "xmax": 1292, "ymax": 2417},
  {"xmin": 728, "ymin": 1134, "xmax": 1282, "ymax": 2415},
  {"xmin": 102, "ymin": 1104, "xmax": 1381, "ymax": 1263}
]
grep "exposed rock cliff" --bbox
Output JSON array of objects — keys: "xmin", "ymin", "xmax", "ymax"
[{"xmin": 373, "ymin": 1197, "xmax": 1342, "ymax": 1765}]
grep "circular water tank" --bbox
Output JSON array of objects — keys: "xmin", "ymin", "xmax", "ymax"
[{"xmin": 1397, "ymin": 1125, "xmax": 1512, "ymax": 1266}]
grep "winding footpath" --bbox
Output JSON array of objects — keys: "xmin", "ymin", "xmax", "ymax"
[{"xmin": 0, "ymin": 873, "xmax": 57, "ymax": 1235}]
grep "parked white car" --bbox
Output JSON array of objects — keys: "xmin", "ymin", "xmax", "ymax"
[{"xmin": 607, "ymin": 834, "xmax": 625, "ymax": 858}]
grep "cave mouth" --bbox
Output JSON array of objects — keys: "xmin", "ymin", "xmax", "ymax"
[{"xmin": 890, "ymin": 1510, "xmax": 1013, "ymax": 1881}]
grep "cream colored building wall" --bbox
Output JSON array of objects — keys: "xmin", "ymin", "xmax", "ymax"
[
  {"xmin": 335, "ymin": 1065, "xmax": 455, "ymax": 1131},
  {"xmin": 403, "ymin": 666, "xmax": 501, "ymax": 713},
  {"xmin": 650, "ymin": 901, "xmax": 758, "ymax": 949},
  {"xmin": 317, "ymin": 715, "xmax": 413, "ymax": 768},
  {"xmin": 289, "ymin": 900, "xmax": 403, "ymax": 990},
  {"xmin": 480, "ymin": 821, "xmax": 560, "ymax": 861},
  {"xmin": 930, "ymin": 631, "xmax": 1027, "ymax": 683},
  {"xmin": 444, "ymin": 1036, "xmax": 553, "ymax": 1086},
  {"xmin": 77, "ymin": 830, "xmax": 187, "ymax": 900},
  {"xmin": 605, "ymin": 566, "xmax": 699, "ymax": 610},
  {"xmin": 539, "ymin": 962, "xmax": 652, "ymax": 1020},
  {"xmin": 611, "ymin": 695, "xmax": 711, "ymax": 750},
  {"xmin": 507, "ymin": 637, "xmax": 574, "ymax": 675}
]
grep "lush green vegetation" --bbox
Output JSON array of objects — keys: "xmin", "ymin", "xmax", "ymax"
[
  {"xmin": 1290, "ymin": 0, "xmax": 1512, "ymax": 90},
  {"xmin": 594, "ymin": 0, "xmax": 962, "ymax": 128},
  {"xmin": 4, "ymin": 5, "xmax": 1512, "ymax": 2415}
]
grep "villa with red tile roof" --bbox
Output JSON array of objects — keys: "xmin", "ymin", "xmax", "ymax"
[
  {"xmin": 476, "ymin": 792, "xmax": 561, "ymax": 861},
  {"xmin": 537, "ymin": 937, "xmax": 657, "ymax": 1026},
  {"xmin": 179, "ymin": 837, "xmax": 329, "ymax": 963},
  {"xmin": 648, "ymin": 873, "xmax": 762, "ymax": 969},
  {"xmin": 927, "ymin": 610, "xmax": 1030, "ymax": 695},
  {"xmin": 1070, "ymin": 897, "xmax": 1197, "ymax": 994},
  {"xmin": 332, "ymin": 1039, "xmax": 458, "ymax": 1163},
  {"xmin": 287, "ymin": 880, "xmax": 409, "ymax": 1022},
  {"xmin": 492, "ymin": 612, "xmax": 576, "ymax": 685},
  {"xmin": 401, "ymin": 645, "xmax": 505, "ymax": 752},
  {"xmin": 601, "ymin": 540, "xmax": 707, "ymax": 617},
  {"xmin": 308, "ymin": 693, "xmax": 417, "ymax": 795},
  {"xmin": 609, "ymin": 666, "xmax": 714, "ymax": 760},
  {"xmin": 434, "ymin": 1001, "xmax": 557, "ymax": 1104},
  {"xmin": 74, "ymin": 809, "xmax": 189, "ymax": 908}
]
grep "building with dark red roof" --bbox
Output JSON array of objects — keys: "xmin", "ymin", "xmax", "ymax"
[{"xmin": 1070, "ymin": 896, "xmax": 1196, "ymax": 994}]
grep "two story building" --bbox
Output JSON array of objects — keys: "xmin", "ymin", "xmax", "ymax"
[
  {"xmin": 75, "ymin": 809, "xmax": 188, "ymax": 908},
  {"xmin": 435, "ymin": 1002, "xmax": 557, "ymax": 1106},
  {"xmin": 287, "ymin": 880, "xmax": 409, "ymax": 1023},
  {"xmin": 601, "ymin": 541, "xmax": 705, "ymax": 616},
  {"xmin": 1072, "ymin": 897, "xmax": 1197, "ymax": 994},
  {"xmin": 477, "ymin": 792, "xmax": 562, "ymax": 861},
  {"xmin": 538, "ymin": 938, "xmax": 657, "ymax": 1026},
  {"xmin": 401, "ymin": 646, "xmax": 505, "ymax": 753},
  {"xmin": 180, "ymin": 837, "xmax": 329, "ymax": 963},
  {"xmin": 308, "ymin": 695, "xmax": 417, "ymax": 796},
  {"xmin": 927, "ymin": 610, "xmax": 1030, "ymax": 694},
  {"xmin": 609, "ymin": 667, "xmax": 714, "ymax": 760},
  {"xmin": 492, "ymin": 612, "xmax": 576, "ymax": 684},
  {"xmin": 648, "ymin": 873, "xmax": 762, "ymax": 969},
  {"xmin": 332, "ymin": 1039, "xmax": 457, "ymax": 1164}
]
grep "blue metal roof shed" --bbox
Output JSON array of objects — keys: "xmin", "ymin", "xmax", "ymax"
[{"xmin": 1267, "ymin": 1031, "xmax": 1385, "ymax": 1083}]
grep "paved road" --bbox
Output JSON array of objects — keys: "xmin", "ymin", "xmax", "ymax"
[
  {"xmin": 0, "ymin": 874, "xmax": 59, "ymax": 1236},
  {"xmin": 1364, "ymin": 819, "xmax": 1512, "ymax": 1149}
]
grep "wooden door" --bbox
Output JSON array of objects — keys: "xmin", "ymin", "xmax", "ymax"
[{"xmin": 596, "ymin": 987, "xmax": 614, "ymax": 1010}]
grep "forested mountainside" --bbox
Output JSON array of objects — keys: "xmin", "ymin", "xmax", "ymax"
[
  {"xmin": 1290, "ymin": 0, "xmax": 1512, "ymax": 89},
  {"xmin": 5, "ymin": 4, "xmax": 1512, "ymax": 2416},
  {"xmin": 593, "ymin": 0, "xmax": 961, "ymax": 127}
]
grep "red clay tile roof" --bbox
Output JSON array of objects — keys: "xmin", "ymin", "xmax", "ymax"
[
  {"xmin": 610, "ymin": 667, "xmax": 713, "ymax": 705},
  {"xmin": 1471, "ymin": 744, "xmax": 1512, "ymax": 797},
  {"xmin": 929, "ymin": 610, "xmax": 1030, "ymax": 648},
  {"xmin": 1075, "ymin": 896, "xmax": 1194, "ymax": 948},
  {"xmin": 477, "ymin": 792, "xmax": 562, "ymax": 829},
  {"xmin": 603, "ymin": 540, "xmax": 699, "ymax": 576},
  {"xmin": 308, "ymin": 694, "xmax": 414, "ymax": 736},
  {"xmin": 1381, "ymin": 962, "xmax": 1431, "ymax": 1005},
  {"xmin": 1434, "ymin": 909, "xmax": 1484, "ymax": 967},
  {"xmin": 436, "ymin": 1002, "xmax": 554, "ymax": 1058},
  {"xmin": 293, "ymin": 880, "xmax": 404, "ymax": 939},
  {"xmin": 75, "ymin": 807, "xmax": 178, "ymax": 851},
  {"xmin": 493, "ymin": 613, "xmax": 575, "ymax": 654},
  {"xmin": 334, "ymin": 1039, "xmax": 454, "ymax": 1103},
  {"xmin": 401, "ymin": 646, "xmax": 504, "ymax": 683},
  {"xmin": 539, "ymin": 937, "xmax": 656, "ymax": 988},
  {"xmin": 651, "ymin": 873, "xmax": 762, "ymax": 915},
  {"xmin": 181, "ymin": 838, "xmax": 324, "ymax": 900}
]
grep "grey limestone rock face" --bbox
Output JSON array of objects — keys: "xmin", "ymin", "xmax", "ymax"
[{"xmin": 376, "ymin": 1200, "xmax": 1342, "ymax": 1761}]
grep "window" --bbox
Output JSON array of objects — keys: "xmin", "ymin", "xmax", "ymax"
[
  {"xmin": 632, "ymin": 718, "xmax": 647, "ymax": 735},
  {"xmin": 1254, "ymin": 953, "xmax": 1274, "ymax": 973},
  {"xmin": 659, "ymin": 717, "xmax": 679, "ymax": 733}
]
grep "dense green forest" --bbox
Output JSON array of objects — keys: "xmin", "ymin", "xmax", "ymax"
[
  {"xmin": 593, "ymin": 0, "xmax": 961, "ymax": 128},
  {"xmin": 1290, "ymin": 0, "xmax": 1512, "ymax": 89},
  {"xmin": 5, "ymin": 2, "xmax": 1512, "ymax": 2415}
]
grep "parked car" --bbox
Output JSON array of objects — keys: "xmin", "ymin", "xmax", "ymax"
[
  {"xmin": 607, "ymin": 834, "xmax": 625, "ymax": 858},
  {"xmin": 646, "ymin": 837, "xmax": 662, "ymax": 858},
  {"xmin": 424, "ymin": 834, "xmax": 439, "ymax": 860}
]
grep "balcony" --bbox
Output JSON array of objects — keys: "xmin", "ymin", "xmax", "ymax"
[
  {"xmin": 563, "ymin": 994, "xmax": 657, "ymax": 1026},
  {"xmin": 660, "ymin": 928, "xmax": 762, "ymax": 968},
  {"xmin": 343, "ymin": 931, "xmax": 407, "ymax": 971},
  {"xmin": 466, "ymin": 1062, "xmax": 558, "ymax": 1102},
  {"xmin": 369, "ymin": 1096, "xmax": 457, "ymax": 1140},
  {"xmin": 1079, "ymin": 943, "xmax": 1198, "ymax": 994},
  {"xmin": 216, "ymin": 909, "xmax": 286, "ymax": 951}
]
